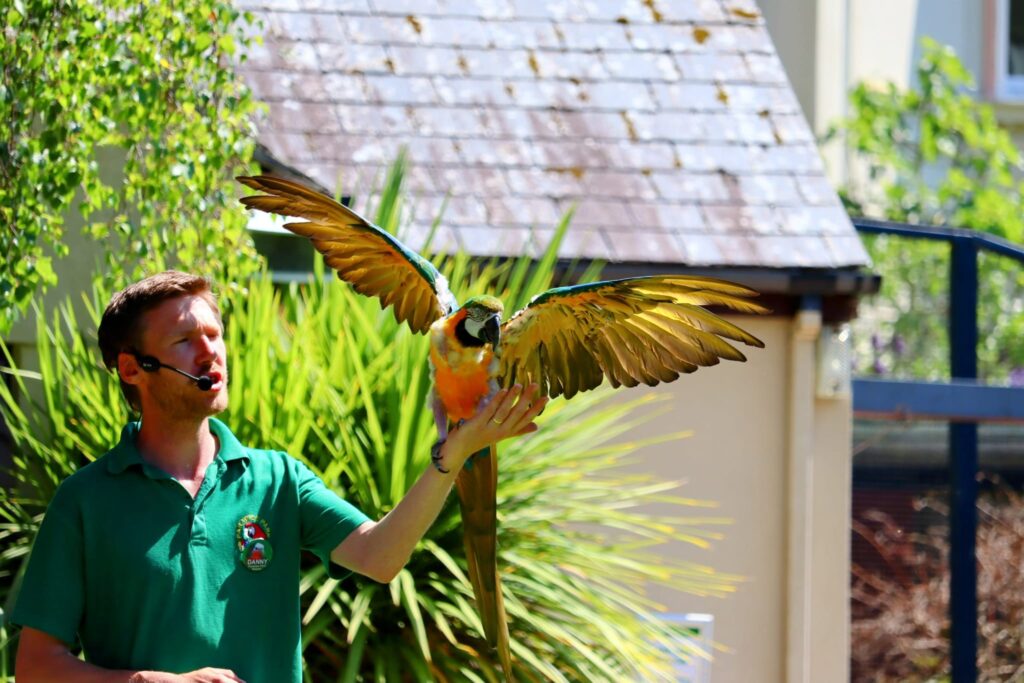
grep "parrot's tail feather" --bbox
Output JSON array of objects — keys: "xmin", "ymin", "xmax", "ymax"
[{"xmin": 455, "ymin": 443, "xmax": 513, "ymax": 677}]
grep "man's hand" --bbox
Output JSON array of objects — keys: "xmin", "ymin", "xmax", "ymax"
[
  {"xmin": 442, "ymin": 383, "xmax": 548, "ymax": 469},
  {"xmin": 175, "ymin": 669, "xmax": 247, "ymax": 683},
  {"xmin": 17, "ymin": 626, "xmax": 247, "ymax": 683},
  {"xmin": 129, "ymin": 669, "xmax": 245, "ymax": 683}
]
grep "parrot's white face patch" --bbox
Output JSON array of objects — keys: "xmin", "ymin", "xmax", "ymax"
[{"xmin": 464, "ymin": 316, "xmax": 485, "ymax": 339}]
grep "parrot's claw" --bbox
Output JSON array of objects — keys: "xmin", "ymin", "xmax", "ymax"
[{"xmin": 430, "ymin": 439, "xmax": 450, "ymax": 474}]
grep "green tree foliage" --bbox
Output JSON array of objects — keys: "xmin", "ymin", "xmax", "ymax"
[
  {"xmin": 0, "ymin": 0, "xmax": 263, "ymax": 334},
  {"xmin": 0, "ymin": 166, "xmax": 736, "ymax": 680},
  {"xmin": 827, "ymin": 38, "xmax": 1024, "ymax": 382}
]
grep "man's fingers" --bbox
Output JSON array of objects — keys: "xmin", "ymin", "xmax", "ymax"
[
  {"xmin": 481, "ymin": 388, "xmax": 511, "ymax": 422},
  {"xmin": 508, "ymin": 390, "xmax": 546, "ymax": 432},
  {"xmin": 514, "ymin": 422, "xmax": 539, "ymax": 436},
  {"xmin": 455, "ymin": 384, "xmax": 544, "ymax": 453},
  {"xmin": 489, "ymin": 385, "xmax": 522, "ymax": 424},
  {"xmin": 183, "ymin": 668, "xmax": 247, "ymax": 683}
]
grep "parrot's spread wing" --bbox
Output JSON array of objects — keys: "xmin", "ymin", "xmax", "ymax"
[
  {"xmin": 499, "ymin": 275, "xmax": 767, "ymax": 399},
  {"xmin": 238, "ymin": 175, "xmax": 456, "ymax": 333}
]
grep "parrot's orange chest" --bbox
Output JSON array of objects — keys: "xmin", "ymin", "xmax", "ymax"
[{"xmin": 429, "ymin": 314, "xmax": 497, "ymax": 422}]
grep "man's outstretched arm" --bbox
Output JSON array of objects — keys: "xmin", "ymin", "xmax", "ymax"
[{"xmin": 330, "ymin": 384, "xmax": 546, "ymax": 583}]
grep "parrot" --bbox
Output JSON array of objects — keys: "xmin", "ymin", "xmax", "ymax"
[{"xmin": 237, "ymin": 174, "xmax": 767, "ymax": 676}]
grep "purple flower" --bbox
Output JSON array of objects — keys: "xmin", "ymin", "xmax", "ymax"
[
  {"xmin": 1010, "ymin": 367, "xmax": 1024, "ymax": 387},
  {"xmin": 873, "ymin": 358, "xmax": 887, "ymax": 375},
  {"xmin": 871, "ymin": 333, "xmax": 884, "ymax": 351},
  {"xmin": 891, "ymin": 334, "xmax": 906, "ymax": 355}
]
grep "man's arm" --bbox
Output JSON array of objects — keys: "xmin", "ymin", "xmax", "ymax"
[
  {"xmin": 16, "ymin": 627, "xmax": 246, "ymax": 683},
  {"xmin": 331, "ymin": 384, "xmax": 546, "ymax": 583}
]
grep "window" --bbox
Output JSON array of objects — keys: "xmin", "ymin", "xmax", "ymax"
[{"xmin": 992, "ymin": 0, "xmax": 1024, "ymax": 100}]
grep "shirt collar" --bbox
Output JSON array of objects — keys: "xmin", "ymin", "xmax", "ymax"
[{"xmin": 106, "ymin": 417, "xmax": 250, "ymax": 475}]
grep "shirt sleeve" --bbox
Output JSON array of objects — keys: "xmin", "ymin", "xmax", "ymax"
[
  {"xmin": 10, "ymin": 482, "xmax": 85, "ymax": 646},
  {"xmin": 294, "ymin": 459, "xmax": 371, "ymax": 579}
]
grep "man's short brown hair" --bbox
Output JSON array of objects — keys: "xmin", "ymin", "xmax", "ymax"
[{"xmin": 98, "ymin": 271, "xmax": 222, "ymax": 411}]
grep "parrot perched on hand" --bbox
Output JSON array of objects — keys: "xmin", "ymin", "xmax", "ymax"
[{"xmin": 238, "ymin": 174, "xmax": 767, "ymax": 676}]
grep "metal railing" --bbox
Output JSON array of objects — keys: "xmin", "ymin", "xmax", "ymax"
[{"xmin": 851, "ymin": 217, "xmax": 1024, "ymax": 682}]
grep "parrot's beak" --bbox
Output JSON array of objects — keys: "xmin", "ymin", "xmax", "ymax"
[{"xmin": 482, "ymin": 316, "xmax": 501, "ymax": 346}]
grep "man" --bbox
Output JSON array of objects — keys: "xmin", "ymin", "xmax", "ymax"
[{"xmin": 13, "ymin": 271, "xmax": 546, "ymax": 683}]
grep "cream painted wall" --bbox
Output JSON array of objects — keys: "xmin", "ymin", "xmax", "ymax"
[
  {"xmin": 627, "ymin": 315, "xmax": 851, "ymax": 683},
  {"xmin": 846, "ymin": 0, "xmax": 920, "ymax": 92},
  {"xmin": 759, "ymin": 0, "xmax": 1024, "ymax": 175},
  {"xmin": 756, "ymin": 0, "xmax": 819, "ymax": 124},
  {"xmin": 7, "ymin": 222, "xmax": 100, "ymax": 346},
  {"xmin": 761, "ymin": 0, "xmax": 986, "ymax": 133},
  {"xmin": 845, "ymin": 0, "xmax": 985, "ymax": 111},
  {"xmin": 639, "ymin": 317, "xmax": 788, "ymax": 683},
  {"xmin": 9, "ymin": 145, "xmax": 132, "ymax": 347},
  {"xmin": 4, "ymin": 146, "xmax": 127, "ymax": 416}
]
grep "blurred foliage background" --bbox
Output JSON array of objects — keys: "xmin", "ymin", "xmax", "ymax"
[
  {"xmin": 833, "ymin": 38, "xmax": 1024, "ymax": 682},
  {"xmin": 850, "ymin": 481, "xmax": 1024, "ymax": 683},
  {"xmin": 0, "ymin": 0, "xmax": 263, "ymax": 334},
  {"xmin": 825, "ymin": 38, "xmax": 1024, "ymax": 384}
]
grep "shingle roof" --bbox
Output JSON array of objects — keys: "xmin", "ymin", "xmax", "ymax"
[{"xmin": 237, "ymin": 0, "xmax": 869, "ymax": 269}]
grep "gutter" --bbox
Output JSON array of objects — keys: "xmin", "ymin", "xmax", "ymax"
[
  {"xmin": 571, "ymin": 262, "xmax": 881, "ymax": 297},
  {"xmin": 785, "ymin": 295, "xmax": 822, "ymax": 683}
]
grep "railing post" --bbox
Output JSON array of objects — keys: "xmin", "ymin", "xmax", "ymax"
[
  {"xmin": 851, "ymin": 218, "xmax": 1024, "ymax": 681},
  {"xmin": 949, "ymin": 238, "xmax": 978, "ymax": 683}
]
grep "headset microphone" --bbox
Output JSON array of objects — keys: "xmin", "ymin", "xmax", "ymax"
[{"xmin": 134, "ymin": 354, "xmax": 216, "ymax": 391}]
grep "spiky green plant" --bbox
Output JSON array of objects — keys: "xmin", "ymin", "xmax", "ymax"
[{"xmin": 0, "ymin": 161, "xmax": 737, "ymax": 681}]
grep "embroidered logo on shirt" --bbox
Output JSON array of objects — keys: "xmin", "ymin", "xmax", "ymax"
[{"xmin": 236, "ymin": 515, "xmax": 273, "ymax": 572}]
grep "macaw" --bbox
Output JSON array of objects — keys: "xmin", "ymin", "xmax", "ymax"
[{"xmin": 238, "ymin": 175, "xmax": 767, "ymax": 676}]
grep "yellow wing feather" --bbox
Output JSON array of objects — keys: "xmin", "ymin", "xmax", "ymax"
[
  {"xmin": 238, "ymin": 175, "xmax": 455, "ymax": 334},
  {"xmin": 499, "ymin": 275, "xmax": 767, "ymax": 399}
]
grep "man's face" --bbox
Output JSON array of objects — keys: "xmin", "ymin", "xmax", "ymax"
[{"xmin": 135, "ymin": 295, "xmax": 229, "ymax": 418}]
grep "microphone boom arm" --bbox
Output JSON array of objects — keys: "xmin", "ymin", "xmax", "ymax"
[{"xmin": 133, "ymin": 353, "xmax": 215, "ymax": 391}]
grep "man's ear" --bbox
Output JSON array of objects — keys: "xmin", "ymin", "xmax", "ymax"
[{"xmin": 117, "ymin": 352, "xmax": 144, "ymax": 386}]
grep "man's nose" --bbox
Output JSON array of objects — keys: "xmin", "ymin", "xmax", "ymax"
[{"xmin": 195, "ymin": 336, "xmax": 219, "ymax": 361}]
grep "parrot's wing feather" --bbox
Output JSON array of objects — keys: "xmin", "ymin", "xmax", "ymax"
[
  {"xmin": 499, "ymin": 275, "xmax": 767, "ymax": 399},
  {"xmin": 238, "ymin": 175, "xmax": 456, "ymax": 333}
]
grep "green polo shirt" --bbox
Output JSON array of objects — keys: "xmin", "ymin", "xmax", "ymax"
[{"xmin": 11, "ymin": 417, "xmax": 370, "ymax": 682}]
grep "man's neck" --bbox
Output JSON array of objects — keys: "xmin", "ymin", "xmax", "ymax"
[{"xmin": 135, "ymin": 413, "xmax": 219, "ymax": 482}]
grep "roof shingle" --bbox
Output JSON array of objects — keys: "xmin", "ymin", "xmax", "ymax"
[{"xmin": 238, "ymin": 0, "xmax": 869, "ymax": 268}]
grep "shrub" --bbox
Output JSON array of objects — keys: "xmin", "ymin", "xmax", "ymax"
[{"xmin": 851, "ymin": 483, "xmax": 1024, "ymax": 682}]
